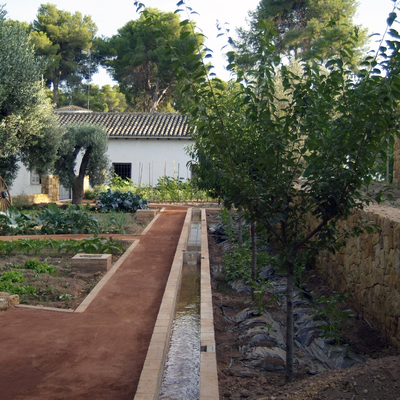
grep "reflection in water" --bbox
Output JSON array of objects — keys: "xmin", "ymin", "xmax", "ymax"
[{"xmin": 159, "ymin": 263, "xmax": 200, "ymax": 400}]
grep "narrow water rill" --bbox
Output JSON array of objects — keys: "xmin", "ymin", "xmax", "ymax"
[
  {"xmin": 134, "ymin": 208, "xmax": 218, "ymax": 400},
  {"xmin": 159, "ymin": 211, "xmax": 202, "ymax": 399},
  {"xmin": 159, "ymin": 261, "xmax": 200, "ymax": 399}
]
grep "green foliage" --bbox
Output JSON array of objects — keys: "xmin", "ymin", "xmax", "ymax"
[
  {"xmin": 223, "ymin": 243, "xmax": 252, "ymax": 281},
  {"xmin": 56, "ymin": 84, "xmax": 130, "ymax": 112},
  {"xmin": 54, "ymin": 123, "xmax": 109, "ymax": 204},
  {"xmin": 0, "ymin": 7, "xmax": 61, "ymax": 185},
  {"xmin": 58, "ymin": 235, "xmax": 125, "ymax": 255},
  {"xmin": 0, "ymin": 270, "xmax": 36, "ymax": 295},
  {"xmin": 0, "ymin": 270, "xmax": 25, "ymax": 283},
  {"xmin": 100, "ymin": 7, "xmax": 202, "ymax": 112},
  {"xmin": 95, "ymin": 189, "xmax": 148, "ymax": 213},
  {"xmin": 235, "ymin": 0, "xmax": 367, "ymax": 65},
  {"xmin": 96, "ymin": 174, "xmax": 212, "ymax": 203},
  {"xmin": 249, "ymin": 279, "xmax": 276, "ymax": 315},
  {"xmin": 155, "ymin": 0, "xmax": 400, "ymax": 383},
  {"xmin": 219, "ymin": 208, "xmax": 239, "ymax": 242},
  {"xmin": 13, "ymin": 258, "xmax": 56, "ymax": 274},
  {"xmin": 31, "ymin": 4, "xmax": 98, "ymax": 106},
  {"xmin": 0, "ymin": 236, "xmax": 125, "ymax": 256},
  {"xmin": 154, "ymin": 176, "xmax": 195, "ymax": 202},
  {"xmin": 0, "ymin": 205, "xmax": 38, "ymax": 235},
  {"xmin": 37, "ymin": 203, "xmax": 99, "ymax": 234},
  {"xmin": 313, "ymin": 292, "xmax": 354, "ymax": 345},
  {"xmin": 95, "ymin": 212, "xmax": 137, "ymax": 234}
]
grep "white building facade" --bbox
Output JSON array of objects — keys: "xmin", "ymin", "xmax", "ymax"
[{"xmin": 10, "ymin": 111, "xmax": 193, "ymax": 199}]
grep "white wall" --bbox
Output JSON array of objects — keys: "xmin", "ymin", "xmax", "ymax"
[
  {"xmin": 10, "ymin": 137, "xmax": 193, "ymax": 196},
  {"xmin": 9, "ymin": 162, "xmax": 42, "ymax": 196},
  {"xmin": 107, "ymin": 138, "xmax": 193, "ymax": 185}
]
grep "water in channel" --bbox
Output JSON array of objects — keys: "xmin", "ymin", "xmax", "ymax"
[{"xmin": 159, "ymin": 260, "xmax": 200, "ymax": 400}]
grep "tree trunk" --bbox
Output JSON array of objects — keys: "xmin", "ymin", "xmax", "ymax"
[
  {"xmin": 72, "ymin": 176, "xmax": 84, "ymax": 205},
  {"xmin": 285, "ymin": 259, "xmax": 294, "ymax": 384},
  {"xmin": 251, "ymin": 220, "xmax": 257, "ymax": 301},
  {"xmin": 238, "ymin": 207, "xmax": 244, "ymax": 246},
  {"xmin": 53, "ymin": 79, "xmax": 59, "ymax": 107},
  {"xmin": 71, "ymin": 147, "xmax": 92, "ymax": 205},
  {"xmin": 149, "ymin": 78, "xmax": 169, "ymax": 113}
]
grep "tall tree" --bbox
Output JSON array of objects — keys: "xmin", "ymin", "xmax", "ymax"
[
  {"xmin": 54, "ymin": 123, "xmax": 109, "ymax": 205},
  {"xmin": 31, "ymin": 3, "xmax": 98, "ymax": 106},
  {"xmin": 236, "ymin": 0, "xmax": 367, "ymax": 64},
  {"xmin": 0, "ymin": 6, "xmax": 61, "ymax": 187},
  {"xmin": 100, "ymin": 8, "xmax": 201, "ymax": 112},
  {"xmin": 163, "ymin": 0, "xmax": 400, "ymax": 384}
]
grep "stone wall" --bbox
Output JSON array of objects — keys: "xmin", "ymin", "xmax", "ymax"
[
  {"xmin": 41, "ymin": 175, "xmax": 59, "ymax": 202},
  {"xmin": 314, "ymin": 205, "xmax": 400, "ymax": 349}
]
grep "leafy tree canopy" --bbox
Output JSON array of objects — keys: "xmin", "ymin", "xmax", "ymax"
[
  {"xmin": 55, "ymin": 84, "xmax": 130, "ymax": 112},
  {"xmin": 162, "ymin": 0, "xmax": 400, "ymax": 384},
  {"xmin": 99, "ymin": 8, "xmax": 203, "ymax": 112},
  {"xmin": 0, "ymin": 6, "xmax": 61, "ymax": 187},
  {"xmin": 236, "ymin": 0, "xmax": 367, "ymax": 64},
  {"xmin": 54, "ymin": 123, "xmax": 109, "ymax": 204},
  {"xmin": 31, "ymin": 3, "xmax": 98, "ymax": 106}
]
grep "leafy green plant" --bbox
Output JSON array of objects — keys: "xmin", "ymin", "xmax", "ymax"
[
  {"xmin": 0, "ymin": 270, "xmax": 25, "ymax": 283},
  {"xmin": 313, "ymin": 292, "xmax": 354, "ymax": 345},
  {"xmin": 222, "ymin": 244, "xmax": 252, "ymax": 281},
  {"xmin": 95, "ymin": 212, "xmax": 136, "ymax": 234},
  {"xmin": 0, "ymin": 270, "xmax": 36, "ymax": 295},
  {"xmin": 0, "ymin": 206, "xmax": 38, "ymax": 235},
  {"xmin": 95, "ymin": 189, "xmax": 148, "ymax": 213},
  {"xmin": 24, "ymin": 259, "xmax": 56, "ymax": 274},
  {"xmin": 58, "ymin": 293, "xmax": 75, "ymax": 301},
  {"xmin": 249, "ymin": 279, "xmax": 276, "ymax": 315},
  {"xmin": 12, "ymin": 258, "xmax": 56, "ymax": 274},
  {"xmin": 37, "ymin": 203, "xmax": 99, "ymax": 234},
  {"xmin": 58, "ymin": 236, "xmax": 125, "ymax": 255},
  {"xmin": 219, "ymin": 208, "xmax": 238, "ymax": 243}
]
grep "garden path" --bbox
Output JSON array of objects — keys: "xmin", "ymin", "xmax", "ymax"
[{"xmin": 0, "ymin": 206, "xmax": 188, "ymax": 400}]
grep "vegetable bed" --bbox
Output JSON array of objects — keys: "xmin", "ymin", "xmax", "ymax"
[{"xmin": 0, "ymin": 238, "xmax": 132, "ymax": 310}]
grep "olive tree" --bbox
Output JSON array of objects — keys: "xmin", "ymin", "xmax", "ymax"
[
  {"xmin": 0, "ymin": 6, "xmax": 61, "ymax": 187},
  {"xmin": 139, "ymin": 1, "xmax": 400, "ymax": 383},
  {"xmin": 54, "ymin": 123, "xmax": 109, "ymax": 205}
]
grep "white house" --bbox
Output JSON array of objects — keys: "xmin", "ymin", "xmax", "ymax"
[{"xmin": 11, "ymin": 108, "xmax": 193, "ymax": 201}]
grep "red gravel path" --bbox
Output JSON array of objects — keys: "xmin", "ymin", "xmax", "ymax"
[{"xmin": 0, "ymin": 206, "xmax": 187, "ymax": 400}]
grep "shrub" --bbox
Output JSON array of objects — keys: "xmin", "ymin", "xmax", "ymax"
[
  {"xmin": 95, "ymin": 189, "xmax": 148, "ymax": 213},
  {"xmin": 0, "ymin": 206, "xmax": 38, "ymax": 235},
  {"xmin": 37, "ymin": 203, "xmax": 99, "ymax": 234}
]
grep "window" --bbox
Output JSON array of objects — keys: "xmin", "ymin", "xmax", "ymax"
[
  {"xmin": 30, "ymin": 171, "xmax": 41, "ymax": 185},
  {"xmin": 112, "ymin": 163, "xmax": 132, "ymax": 180}
]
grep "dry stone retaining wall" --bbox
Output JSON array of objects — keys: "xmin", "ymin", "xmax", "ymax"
[{"xmin": 314, "ymin": 205, "xmax": 400, "ymax": 350}]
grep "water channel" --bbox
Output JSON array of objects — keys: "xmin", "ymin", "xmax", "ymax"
[{"xmin": 159, "ymin": 260, "xmax": 201, "ymax": 400}]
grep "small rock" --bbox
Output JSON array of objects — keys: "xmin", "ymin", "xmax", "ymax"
[
  {"xmin": 8, "ymin": 294, "xmax": 19, "ymax": 306},
  {"xmin": 0, "ymin": 297, "xmax": 8, "ymax": 311}
]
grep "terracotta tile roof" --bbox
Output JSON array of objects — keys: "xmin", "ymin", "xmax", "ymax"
[{"xmin": 56, "ymin": 112, "xmax": 191, "ymax": 138}]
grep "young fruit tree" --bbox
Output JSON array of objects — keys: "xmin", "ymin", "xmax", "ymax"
[
  {"xmin": 54, "ymin": 123, "xmax": 109, "ymax": 205},
  {"xmin": 138, "ymin": 1, "xmax": 400, "ymax": 383}
]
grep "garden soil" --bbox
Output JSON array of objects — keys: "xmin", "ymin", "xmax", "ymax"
[
  {"xmin": 206, "ymin": 205, "xmax": 400, "ymax": 400},
  {"xmin": 2, "ymin": 202, "xmax": 400, "ymax": 399}
]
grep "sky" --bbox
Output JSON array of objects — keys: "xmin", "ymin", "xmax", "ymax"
[{"xmin": 4, "ymin": 0, "xmax": 399, "ymax": 86}]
